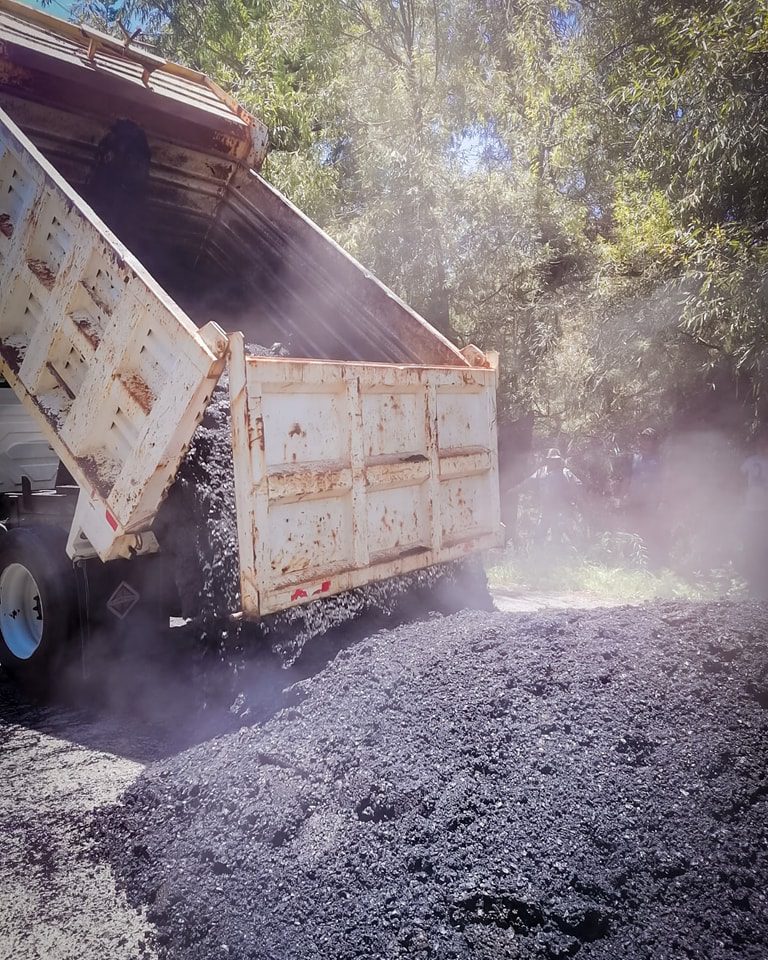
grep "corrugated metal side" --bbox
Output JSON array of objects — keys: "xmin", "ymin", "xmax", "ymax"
[
  {"xmin": 0, "ymin": 91, "xmax": 234, "ymax": 273},
  {"xmin": 0, "ymin": 12, "xmax": 232, "ymax": 120},
  {"xmin": 230, "ymin": 334, "xmax": 503, "ymax": 618}
]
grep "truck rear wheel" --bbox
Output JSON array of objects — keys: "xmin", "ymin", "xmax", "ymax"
[{"xmin": 0, "ymin": 528, "xmax": 76, "ymax": 691}]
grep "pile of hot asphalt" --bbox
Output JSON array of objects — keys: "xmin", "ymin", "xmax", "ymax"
[{"xmin": 98, "ymin": 600, "xmax": 768, "ymax": 959}]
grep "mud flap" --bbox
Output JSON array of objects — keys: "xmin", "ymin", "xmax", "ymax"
[{"xmin": 74, "ymin": 553, "xmax": 177, "ymax": 677}]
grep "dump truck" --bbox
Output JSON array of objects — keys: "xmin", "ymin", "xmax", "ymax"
[{"xmin": 0, "ymin": 0, "xmax": 502, "ymax": 686}]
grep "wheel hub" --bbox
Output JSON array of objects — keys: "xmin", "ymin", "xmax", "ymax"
[{"xmin": 0, "ymin": 562, "xmax": 44, "ymax": 660}]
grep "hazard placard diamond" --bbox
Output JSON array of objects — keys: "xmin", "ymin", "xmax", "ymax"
[{"xmin": 106, "ymin": 581, "xmax": 140, "ymax": 620}]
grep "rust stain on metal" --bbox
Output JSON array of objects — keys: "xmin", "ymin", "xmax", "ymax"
[
  {"xmin": 253, "ymin": 415, "xmax": 265, "ymax": 452},
  {"xmin": 399, "ymin": 544, "xmax": 429, "ymax": 560},
  {"xmin": 424, "ymin": 399, "xmax": 435, "ymax": 446},
  {"xmin": 270, "ymin": 467, "xmax": 349, "ymax": 503},
  {"xmin": 80, "ymin": 280, "xmax": 113, "ymax": 316},
  {"xmin": 45, "ymin": 361, "xmax": 75, "ymax": 399},
  {"xmin": 288, "ymin": 422, "xmax": 306, "ymax": 438},
  {"xmin": 77, "ymin": 455, "xmax": 113, "ymax": 499},
  {"xmin": 73, "ymin": 314, "xmax": 100, "ymax": 350},
  {"xmin": 0, "ymin": 59, "xmax": 28, "ymax": 90},
  {"xmin": 120, "ymin": 373, "xmax": 155, "ymax": 414},
  {"xmin": 26, "ymin": 257, "xmax": 56, "ymax": 289},
  {"xmin": 39, "ymin": 400, "xmax": 64, "ymax": 430},
  {"xmin": 0, "ymin": 213, "xmax": 12, "ymax": 237},
  {"xmin": 0, "ymin": 342, "xmax": 22, "ymax": 371},
  {"xmin": 211, "ymin": 131, "xmax": 241, "ymax": 156},
  {"xmin": 206, "ymin": 161, "xmax": 231, "ymax": 180}
]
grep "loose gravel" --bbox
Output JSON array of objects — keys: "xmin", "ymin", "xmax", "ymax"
[{"xmin": 99, "ymin": 599, "xmax": 768, "ymax": 960}]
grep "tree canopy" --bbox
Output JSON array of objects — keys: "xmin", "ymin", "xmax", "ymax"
[{"xmin": 69, "ymin": 0, "xmax": 768, "ymax": 443}]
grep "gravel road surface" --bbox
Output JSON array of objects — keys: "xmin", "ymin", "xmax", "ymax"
[{"xmin": 0, "ymin": 679, "xmax": 158, "ymax": 960}]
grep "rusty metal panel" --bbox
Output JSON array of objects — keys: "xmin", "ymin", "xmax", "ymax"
[
  {"xmin": 0, "ymin": 0, "xmax": 268, "ymax": 168},
  {"xmin": 0, "ymin": 90, "xmax": 241, "ymax": 283},
  {"xmin": 0, "ymin": 104, "xmax": 228, "ymax": 560},
  {"xmin": 230, "ymin": 334, "xmax": 503, "ymax": 618},
  {"xmin": 0, "ymin": 0, "xmax": 227, "ymax": 120}
]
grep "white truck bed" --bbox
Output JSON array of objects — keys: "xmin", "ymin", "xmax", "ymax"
[
  {"xmin": 0, "ymin": 0, "xmax": 503, "ymax": 618},
  {"xmin": 0, "ymin": 105, "xmax": 228, "ymax": 561},
  {"xmin": 229, "ymin": 337, "xmax": 501, "ymax": 617}
]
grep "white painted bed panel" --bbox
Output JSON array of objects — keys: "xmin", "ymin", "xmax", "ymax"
[{"xmin": 230, "ymin": 334, "xmax": 503, "ymax": 617}]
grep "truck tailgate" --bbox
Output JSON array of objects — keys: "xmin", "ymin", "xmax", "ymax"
[
  {"xmin": 0, "ymin": 105, "xmax": 228, "ymax": 560},
  {"xmin": 229, "ymin": 334, "xmax": 503, "ymax": 617}
]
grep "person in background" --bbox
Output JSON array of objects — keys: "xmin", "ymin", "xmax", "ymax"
[
  {"xmin": 740, "ymin": 434, "xmax": 768, "ymax": 596},
  {"xmin": 622, "ymin": 427, "xmax": 665, "ymax": 563},
  {"xmin": 516, "ymin": 447, "xmax": 583, "ymax": 545},
  {"xmin": 497, "ymin": 412, "xmax": 535, "ymax": 549},
  {"xmin": 572, "ymin": 437, "xmax": 613, "ymax": 542}
]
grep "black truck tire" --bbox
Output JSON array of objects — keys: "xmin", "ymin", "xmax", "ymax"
[{"xmin": 0, "ymin": 527, "xmax": 77, "ymax": 692}]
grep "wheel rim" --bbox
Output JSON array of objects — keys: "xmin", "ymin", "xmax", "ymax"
[{"xmin": 0, "ymin": 563, "xmax": 44, "ymax": 660}]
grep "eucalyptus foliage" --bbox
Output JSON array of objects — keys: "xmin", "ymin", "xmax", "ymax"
[{"xmin": 71, "ymin": 0, "xmax": 768, "ymax": 436}]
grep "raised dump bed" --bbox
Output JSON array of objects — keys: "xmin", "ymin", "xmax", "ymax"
[
  {"xmin": 0, "ymin": 0, "xmax": 502, "ymax": 660},
  {"xmin": 229, "ymin": 337, "xmax": 499, "ymax": 617}
]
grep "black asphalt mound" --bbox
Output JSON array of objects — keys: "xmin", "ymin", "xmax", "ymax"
[{"xmin": 99, "ymin": 601, "xmax": 768, "ymax": 959}]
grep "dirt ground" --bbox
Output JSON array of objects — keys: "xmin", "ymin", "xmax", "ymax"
[
  {"xmin": 0, "ymin": 617, "xmax": 246, "ymax": 960},
  {"xmin": 1, "ymin": 594, "xmax": 767, "ymax": 960}
]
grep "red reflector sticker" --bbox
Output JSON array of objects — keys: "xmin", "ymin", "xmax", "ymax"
[
  {"xmin": 105, "ymin": 510, "xmax": 118, "ymax": 531},
  {"xmin": 291, "ymin": 581, "xmax": 331, "ymax": 603}
]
